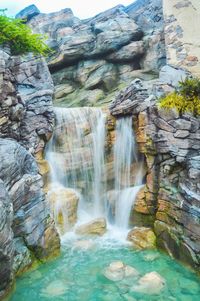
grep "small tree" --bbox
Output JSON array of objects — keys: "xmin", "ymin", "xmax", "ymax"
[
  {"xmin": 0, "ymin": 9, "xmax": 51, "ymax": 56},
  {"xmin": 158, "ymin": 77, "xmax": 200, "ymax": 116}
]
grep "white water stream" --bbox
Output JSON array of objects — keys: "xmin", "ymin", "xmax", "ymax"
[{"xmin": 46, "ymin": 107, "xmax": 144, "ymax": 240}]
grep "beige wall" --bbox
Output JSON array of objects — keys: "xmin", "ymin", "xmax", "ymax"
[{"xmin": 163, "ymin": 0, "xmax": 200, "ymax": 77}]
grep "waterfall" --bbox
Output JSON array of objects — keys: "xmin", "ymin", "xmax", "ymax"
[
  {"xmin": 46, "ymin": 107, "xmax": 145, "ymax": 237},
  {"xmin": 46, "ymin": 107, "xmax": 107, "ymax": 223},
  {"xmin": 113, "ymin": 117, "xmax": 144, "ymax": 230}
]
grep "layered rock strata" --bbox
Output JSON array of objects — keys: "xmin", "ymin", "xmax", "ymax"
[
  {"xmin": 0, "ymin": 46, "xmax": 60, "ymax": 298},
  {"xmin": 110, "ymin": 69, "xmax": 200, "ymax": 270},
  {"xmin": 25, "ymin": 0, "xmax": 165, "ymax": 107}
]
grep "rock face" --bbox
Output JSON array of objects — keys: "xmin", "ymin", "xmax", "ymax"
[
  {"xmin": 0, "ymin": 46, "xmax": 60, "ymax": 298},
  {"xmin": 163, "ymin": 0, "xmax": 200, "ymax": 77},
  {"xmin": 10, "ymin": 54, "xmax": 54, "ymax": 155},
  {"xmin": 0, "ymin": 138, "xmax": 60, "ymax": 296},
  {"xmin": 0, "ymin": 180, "xmax": 13, "ymax": 299},
  {"xmin": 23, "ymin": 0, "xmax": 165, "ymax": 107},
  {"xmin": 0, "ymin": 46, "xmax": 54, "ymax": 164},
  {"xmin": 110, "ymin": 66, "xmax": 200, "ymax": 270}
]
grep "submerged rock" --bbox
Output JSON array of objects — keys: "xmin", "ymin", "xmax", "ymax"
[
  {"xmin": 75, "ymin": 218, "xmax": 107, "ymax": 236},
  {"xmin": 103, "ymin": 261, "xmax": 139, "ymax": 282},
  {"xmin": 127, "ymin": 227, "xmax": 156, "ymax": 249},
  {"xmin": 131, "ymin": 271, "xmax": 165, "ymax": 295},
  {"xmin": 41, "ymin": 280, "xmax": 67, "ymax": 297},
  {"xmin": 143, "ymin": 252, "xmax": 160, "ymax": 262}
]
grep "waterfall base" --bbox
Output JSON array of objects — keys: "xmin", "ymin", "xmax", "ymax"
[{"xmin": 8, "ymin": 241, "xmax": 200, "ymax": 301}]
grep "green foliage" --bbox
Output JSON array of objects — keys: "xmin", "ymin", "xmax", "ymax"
[
  {"xmin": 178, "ymin": 77, "xmax": 200, "ymax": 99},
  {"xmin": 158, "ymin": 77, "xmax": 200, "ymax": 115},
  {"xmin": 0, "ymin": 11, "xmax": 51, "ymax": 56}
]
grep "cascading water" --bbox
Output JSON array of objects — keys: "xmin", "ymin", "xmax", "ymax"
[
  {"xmin": 46, "ymin": 107, "xmax": 145, "ymax": 239},
  {"xmin": 113, "ymin": 117, "xmax": 144, "ymax": 230},
  {"xmin": 46, "ymin": 107, "xmax": 107, "ymax": 232}
]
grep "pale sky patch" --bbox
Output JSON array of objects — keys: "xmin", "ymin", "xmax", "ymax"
[{"xmin": 1, "ymin": 0, "xmax": 135, "ymax": 19}]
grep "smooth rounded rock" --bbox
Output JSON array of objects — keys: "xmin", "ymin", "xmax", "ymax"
[
  {"xmin": 131, "ymin": 271, "xmax": 166, "ymax": 295},
  {"xmin": 103, "ymin": 261, "xmax": 139, "ymax": 282},
  {"xmin": 75, "ymin": 218, "xmax": 107, "ymax": 236}
]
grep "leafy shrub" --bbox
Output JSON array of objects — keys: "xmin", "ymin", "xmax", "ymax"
[
  {"xmin": 158, "ymin": 77, "xmax": 200, "ymax": 115},
  {"xmin": 0, "ymin": 10, "xmax": 51, "ymax": 56},
  {"xmin": 178, "ymin": 77, "xmax": 200, "ymax": 99}
]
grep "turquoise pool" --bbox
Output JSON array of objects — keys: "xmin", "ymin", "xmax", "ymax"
[{"xmin": 8, "ymin": 237, "xmax": 200, "ymax": 301}]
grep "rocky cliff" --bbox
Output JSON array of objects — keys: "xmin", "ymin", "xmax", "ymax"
[
  {"xmin": 110, "ymin": 66, "xmax": 200, "ymax": 270},
  {"xmin": 109, "ymin": 0, "xmax": 200, "ymax": 270},
  {"xmin": 0, "ymin": 46, "xmax": 60, "ymax": 298},
  {"xmin": 25, "ymin": 0, "xmax": 165, "ymax": 107}
]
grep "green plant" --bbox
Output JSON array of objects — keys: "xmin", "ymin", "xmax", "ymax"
[
  {"xmin": 0, "ymin": 10, "xmax": 51, "ymax": 56},
  {"xmin": 178, "ymin": 77, "xmax": 200, "ymax": 99},
  {"xmin": 158, "ymin": 77, "xmax": 200, "ymax": 115}
]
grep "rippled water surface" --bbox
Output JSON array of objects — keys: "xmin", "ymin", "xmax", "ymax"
[{"xmin": 8, "ymin": 238, "xmax": 200, "ymax": 301}]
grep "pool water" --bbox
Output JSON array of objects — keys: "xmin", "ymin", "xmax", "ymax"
[{"xmin": 8, "ymin": 238, "xmax": 200, "ymax": 301}]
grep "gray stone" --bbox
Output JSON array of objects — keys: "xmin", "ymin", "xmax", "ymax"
[
  {"xmin": 106, "ymin": 41, "xmax": 145, "ymax": 62},
  {"xmin": 0, "ymin": 180, "xmax": 13, "ymax": 299},
  {"xmin": 157, "ymin": 107, "xmax": 179, "ymax": 121},
  {"xmin": 174, "ymin": 130, "xmax": 190, "ymax": 138},
  {"xmin": 154, "ymin": 117, "xmax": 175, "ymax": 132},
  {"xmin": 169, "ymin": 119, "xmax": 192, "ymax": 130},
  {"xmin": 110, "ymin": 79, "xmax": 150, "ymax": 116},
  {"xmin": 85, "ymin": 63, "xmax": 118, "ymax": 91},
  {"xmin": 0, "ymin": 139, "xmax": 60, "ymax": 263},
  {"xmin": 19, "ymin": 0, "xmax": 167, "ymax": 108},
  {"xmin": 159, "ymin": 65, "xmax": 190, "ymax": 87},
  {"xmin": 15, "ymin": 5, "xmax": 40, "ymax": 22},
  {"xmin": 13, "ymin": 238, "xmax": 32, "ymax": 275},
  {"xmin": 110, "ymin": 75, "xmax": 200, "ymax": 271}
]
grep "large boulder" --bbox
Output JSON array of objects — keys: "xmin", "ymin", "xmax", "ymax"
[
  {"xmin": 75, "ymin": 218, "xmax": 107, "ymax": 236},
  {"xmin": 127, "ymin": 227, "xmax": 156, "ymax": 249},
  {"xmin": 48, "ymin": 187, "xmax": 79, "ymax": 234}
]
